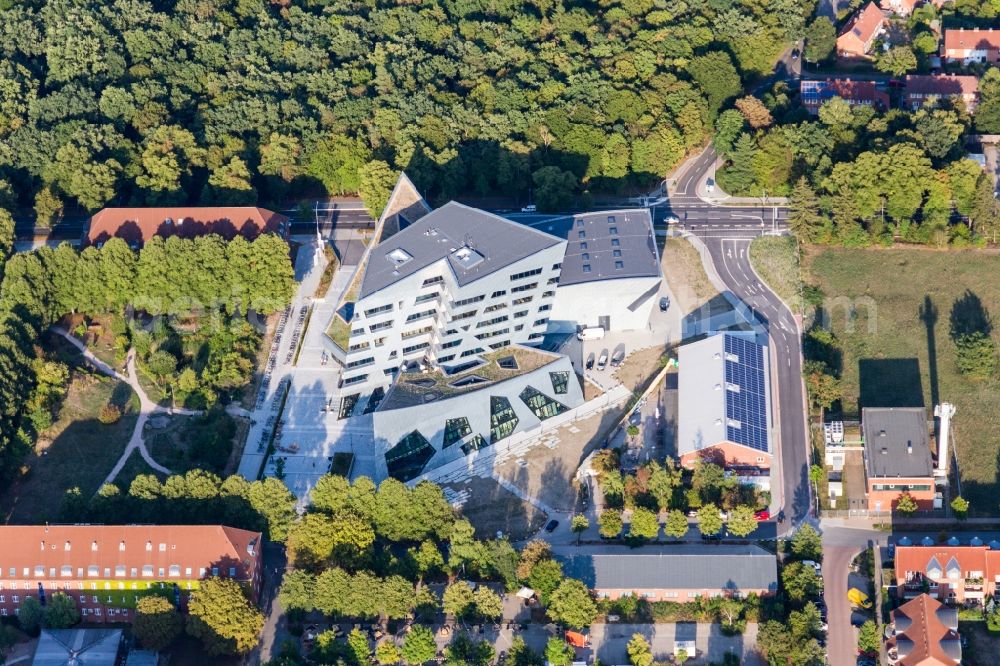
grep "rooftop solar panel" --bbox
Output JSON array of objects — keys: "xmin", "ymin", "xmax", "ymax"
[{"xmin": 723, "ymin": 335, "xmax": 769, "ymax": 453}]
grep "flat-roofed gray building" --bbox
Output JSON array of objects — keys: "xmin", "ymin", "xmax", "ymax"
[
  {"xmin": 862, "ymin": 407, "xmax": 935, "ymax": 511},
  {"xmin": 558, "ymin": 545, "xmax": 778, "ymax": 601},
  {"xmin": 678, "ymin": 333, "xmax": 772, "ymax": 473}
]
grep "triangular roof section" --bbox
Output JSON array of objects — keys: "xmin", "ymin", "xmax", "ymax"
[
  {"xmin": 926, "ymin": 555, "xmax": 942, "ymax": 577},
  {"xmin": 375, "ymin": 171, "xmax": 432, "ymax": 244},
  {"xmin": 360, "ymin": 200, "xmax": 563, "ymax": 299}
]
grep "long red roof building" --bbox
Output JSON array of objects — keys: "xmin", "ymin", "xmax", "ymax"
[
  {"xmin": 85, "ymin": 206, "xmax": 289, "ymax": 248},
  {"xmin": 0, "ymin": 525, "xmax": 263, "ymax": 624}
]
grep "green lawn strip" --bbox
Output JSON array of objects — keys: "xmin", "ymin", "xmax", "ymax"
[
  {"xmin": 805, "ymin": 247, "xmax": 1000, "ymax": 513},
  {"xmin": 749, "ymin": 235, "xmax": 802, "ymax": 313}
]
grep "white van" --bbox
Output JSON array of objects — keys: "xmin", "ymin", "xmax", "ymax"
[{"xmin": 576, "ymin": 327, "xmax": 605, "ymax": 341}]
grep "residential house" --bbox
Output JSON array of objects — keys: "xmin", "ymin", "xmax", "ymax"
[
  {"xmin": 880, "ymin": 0, "xmax": 919, "ymax": 14},
  {"xmin": 886, "ymin": 594, "xmax": 961, "ymax": 665},
  {"xmin": 942, "ymin": 28, "xmax": 1000, "ymax": 64},
  {"xmin": 678, "ymin": 333, "xmax": 772, "ymax": 474},
  {"xmin": 0, "ymin": 525, "xmax": 263, "ymax": 624},
  {"xmin": 800, "ymin": 79, "xmax": 890, "ymax": 114},
  {"xmin": 904, "ymin": 74, "xmax": 980, "ymax": 111},
  {"xmin": 85, "ymin": 206, "xmax": 289, "ymax": 248},
  {"xmin": 557, "ymin": 545, "xmax": 779, "ymax": 602},
  {"xmin": 895, "ymin": 543, "xmax": 1000, "ymax": 604},
  {"xmin": 862, "ymin": 407, "xmax": 936, "ymax": 511},
  {"xmin": 837, "ymin": 3, "xmax": 887, "ymax": 58}
]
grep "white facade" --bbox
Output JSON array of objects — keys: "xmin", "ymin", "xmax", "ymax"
[
  {"xmin": 371, "ymin": 351, "xmax": 585, "ymax": 481},
  {"xmin": 548, "ymin": 276, "xmax": 661, "ymax": 333},
  {"xmin": 341, "ymin": 241, "xmax": 565, "ymax": 388}
]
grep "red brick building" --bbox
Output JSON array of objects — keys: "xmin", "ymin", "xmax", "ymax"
[
  {"xmin": 862, "ymin": 407, "xmax": 937, "ymax": 512},
  {"xmin": 943, "ymin": 28, "xmax": 1000, "ymax": 64},
  {"xmin": 837, "ymin": 3, "xmax": 887, "ymax": 58},
  {"xmin": 904, "ymin": 74, "xmax": 980, "ymax": 111},
  {"xmin": 800, "ymin": 79, "xmax": 890, "ymax": 114},
  {"xmin": 0, "ymin": 525, "xmax": 263, "ymax": 623},
  {"xmin": 895, "ymin": 544, "xmax": 1000, "ymax": 605},
  {"xmin": 85, "ymin": 206, "xmax": 289, "ymax": 248}
]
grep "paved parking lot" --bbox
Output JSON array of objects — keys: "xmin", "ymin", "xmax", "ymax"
[{"xmin": 587, "ymin": 622, "xmax": 763, "ymax": 665}]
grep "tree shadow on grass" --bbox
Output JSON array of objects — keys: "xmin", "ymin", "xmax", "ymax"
[{"xmin": 949, "ymin": 289, "xmax": 992, "ymax": 340}]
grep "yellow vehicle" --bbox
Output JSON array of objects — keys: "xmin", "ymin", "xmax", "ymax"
[{"xmin": 848, "ymin": 587, "xmax": 872, "ymax": 609}]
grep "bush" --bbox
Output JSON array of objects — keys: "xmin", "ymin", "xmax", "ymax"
[{"xmin": 98, "ymin": 404, "xmax": 122, "ymax": 424}]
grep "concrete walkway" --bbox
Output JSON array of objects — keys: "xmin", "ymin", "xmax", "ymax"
[{"xmin": 53, "ymin": 327, "xmax": 200, "ymax": 487}]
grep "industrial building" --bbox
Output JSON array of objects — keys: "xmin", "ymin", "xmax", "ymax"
[{"xmin": 677, "ymin": 333, "xmax": 772, "ymax": 473}]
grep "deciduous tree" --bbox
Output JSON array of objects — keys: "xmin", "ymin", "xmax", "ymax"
[
  {"xmin": 186, "ymin": 578, "xmax": 264, "ymax": 655},
  {"xmin": 133, "ymin": 595, "xmax": 182, "ymax": 651}
]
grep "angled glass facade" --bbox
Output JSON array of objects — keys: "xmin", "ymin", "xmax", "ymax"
[
  {"xmin": 385, "ymin": 430, "xmax": 435, "ymax": 481},
  {"xmin": 443, "ymin": 417, "xmax": 472, "ymax": 448},
  {"xmin": 549, "ymin": 371, "xmax": 569, "ymax": 395},
  {"xmin": 490, "ymin": 396, "xmax": 519, "ymax": 443},
  {"xmin": 519, "ymin": 386, "xmax": 568, "ymax": 420}
]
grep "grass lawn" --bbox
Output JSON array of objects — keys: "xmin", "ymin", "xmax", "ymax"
[
  {"xmin": 661, "ymin": 237, "xmax": 720, "ymax": 314},
  {"xmin": 750, "ymin": 235, "xmax": 803, "ymax": 313},
  {"xmin": 0, "ymin": 365, "xmax": 139, "ymax": 523},
  {"xmin": 804, "ymin": 247, "xmax": 1000, "ymax": 513},
  {"xmin": 114, "ymin": 448, "xmax": 164, "ymax": 490}
]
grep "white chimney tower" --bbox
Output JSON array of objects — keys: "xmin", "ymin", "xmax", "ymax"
[{"xmin": 934, "ymin": 403, "xmax": 956, "ymax": 477}]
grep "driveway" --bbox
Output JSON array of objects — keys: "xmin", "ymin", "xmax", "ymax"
[
  {"xmin": 821, "ymin": 522, "xmax": 884, "ymax": 666},
  {"xmin": 588, "ymin": 622, "xmax": 763, "ymax": 665}
]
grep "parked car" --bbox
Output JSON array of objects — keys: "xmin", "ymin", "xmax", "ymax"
[
  {"xmin": 629, "ymin": 410, "xmax": 641, "ymax": 426},
  {"xmin": 665, "ymin": 215, "xmax": 679, "ymax": 225},
  {"xmin": 659, "ymin": 296, "xmax": 670, "ymax": 311},
  {"xmin": 596, "ymin": 350, "xmax": 609, "ymax": 370},
  {"xmin": 585, "ymin": 353, "xmax": 595, "ymax": 370},
  {"xmin": 754, "ymin": 510, "xmax": 770, "ymax": 521},
  {"xmin": 521, "ymin": 204, "xmax": 537, "ymax": 213},
  {"xmin": 544, "ymin": 520, "xmax": 559, "ymax": 533},
  {"xmin": 610, "ymin": 349, "xmax": 625, "ymax": 367},
  {"xmin": 803, "ymin": 560, "xmax": 822, "ymax": 574},
  {"xmin": 706, "ymin": 179, "xmax": 715, "ymax": 193},
  {"xmin": 577, "ymin": 326, "xmax": 605, "ymax": 341},
  {"xmin": 847, "ymin": 588, "xmax": 872, "ymax": 609},
  {"xmin": 791, "ymin": 48, "xmax": 800, "ymax": 59},
  {"xmin": 701, "ymin": 531, "xmax": 723, "ymax": 541}
]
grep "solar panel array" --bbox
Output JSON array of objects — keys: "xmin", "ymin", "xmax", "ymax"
[{"xmin": 723, "ymin": 335, "xmax": 769, "ymax": 453}]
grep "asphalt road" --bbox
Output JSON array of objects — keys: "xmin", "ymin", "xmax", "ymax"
[{"xmin": 663, "ymin": 146, "xmax": 810, "ymax": 534}]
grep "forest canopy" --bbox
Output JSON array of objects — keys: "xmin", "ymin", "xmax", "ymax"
[{"xmin": 0, "ymin": 0, "xmax": 810, "ymax": 215}]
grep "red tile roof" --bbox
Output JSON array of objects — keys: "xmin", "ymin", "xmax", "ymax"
[
  {"xmin": 0, "ymin": 525, "xmax": 262, "ymax": 581},
  {"xmin": 904, "ymin": 74, "xmax": 979, "ymax": 97},
  {"xmin": 890, "ymin": 594, "xmax": 961, "ymax": 665},
  {"xmin": 86, "ymin": 207, "xmax": 289, "ymax": 247},
  {"xmin": 838, "ymin": 3, "xmax": 886, "ymax": 53},
  {"xmin": 944, "ymin": 28, "xmax": 1000, "ymax": 53},
  {"xmin": 894, "ymin": 545, "xmax": 993, "ymax": 583}
]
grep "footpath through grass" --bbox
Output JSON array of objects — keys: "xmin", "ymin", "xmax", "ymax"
[{"xmin": 804, "ymin": 247, "xmax": 1000, "ymax": 513}]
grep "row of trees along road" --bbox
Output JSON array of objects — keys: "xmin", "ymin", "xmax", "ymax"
[{"xmin": 0, "ymin": 0, "xmax": 814, "ymax": 215}]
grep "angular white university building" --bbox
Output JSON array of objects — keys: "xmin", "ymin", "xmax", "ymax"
[{"xmin": 326, "ymin": 174, "xmax": 662, "ymax": 482}]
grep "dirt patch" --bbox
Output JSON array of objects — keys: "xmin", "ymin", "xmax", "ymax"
[
  {"xmin": 448, "ymin": 477, "xmax": 547, "ymax": 541},
  {"xmin": 493, "ymin": 408, "xmax": 623, "ymax": 513},
  {"xmin": 661, "ymin": 237, "xmax": 720, "ymax": 314},
  {"xmin": 613, "ymin": 345, "xmax": 668, "ymax": 393}
]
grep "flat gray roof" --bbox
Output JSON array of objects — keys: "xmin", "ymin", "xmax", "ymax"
[
  {"xmin": 360, "ymin": 202, "xmax": 562, "ymax": 298},
  {"xmin": 863, "ymin": 407, "xmax": 933, "ymax": 479},
  {"xmin": 557, "ymin": 545, "xmax": 777, "ymax": 592},
  {"xmin": 518, "ymin": 209, "xmax": 660, "ymax": 286}
]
